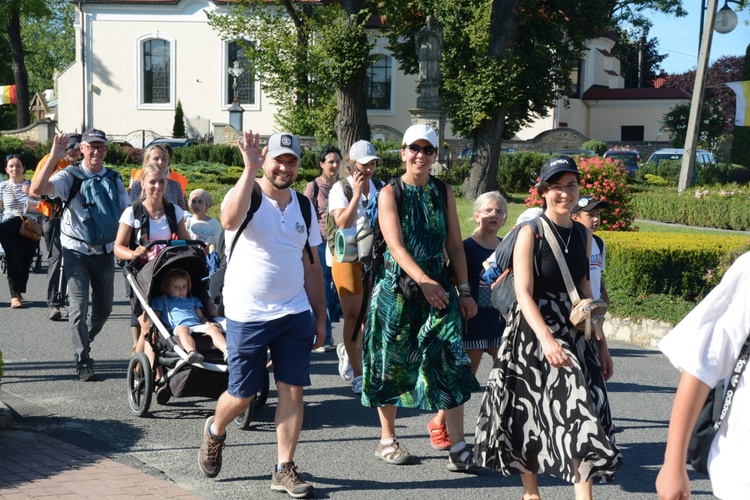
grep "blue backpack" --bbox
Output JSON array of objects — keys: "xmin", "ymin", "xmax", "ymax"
[{"xmin": 64, "ymin": 165, "xmax": 123, "ymax": 247}]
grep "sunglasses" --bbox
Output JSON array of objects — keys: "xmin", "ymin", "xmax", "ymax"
[
  {"xmin": 407, "ymin": 143, "xmax": 437, "ymax": 156},
  {"xmin": 5, "ymin": 153, "xmax": 21, "ymax": 161}
]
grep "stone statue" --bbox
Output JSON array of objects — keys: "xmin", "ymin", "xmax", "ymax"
[{"xmin": 416, "ymin": 15, "xmax": 442, "ymax": 84}]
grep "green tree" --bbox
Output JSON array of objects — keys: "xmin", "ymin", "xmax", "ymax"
[
  {"xmin": 207, "ymin": 0, "xmax": 375, "ymax": 150},
  {"xmin": 611, "ymin": 26, "xmax": 668, "ymax": 88},
  {"xmin": 173, "ymin": 99, "xmax": 186, "ymax": 138},
  {"xmin": 21, "ymin": 0, "xmax": 75, "ymax": 94},
  {"xmin": 730, "ymin": 43, "xmax": 750, "ymax": 167},
  {"xmin": 0, "ymin": 0, "xmax": 52, "ymax": 128}
]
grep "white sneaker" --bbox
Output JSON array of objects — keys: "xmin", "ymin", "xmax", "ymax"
[
  {"xmin": 352, "ymin": 375, "xmax": 363, "ymax": 394},
  {"xmin": 337, "ymin": 343, "xmax": 353, "ymax": 381}
]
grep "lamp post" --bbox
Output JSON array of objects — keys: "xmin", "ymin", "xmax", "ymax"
[
  {"xmin": 678, "ymin": 0, "xmax": 741, "ymax": 192},
  {"xmin": 227, "ymin": 60, "xmax": 245, "ymax": 131}
]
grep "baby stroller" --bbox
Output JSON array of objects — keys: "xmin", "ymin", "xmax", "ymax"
[{"xmin": 125, "ymin": 240, "xmax": 269, "ymax": 428}]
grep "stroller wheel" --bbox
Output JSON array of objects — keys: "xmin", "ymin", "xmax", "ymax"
[
  {"xmin": 127, "ymin": 352, "xmax": 153, "ymax": 417},
  {"xmin": 254, "ymin": 368, "xmax": 270, "ymax": 409},
  {"xmin": 234, "ymin": 368, "xmax": 270, "ymax": 430}
]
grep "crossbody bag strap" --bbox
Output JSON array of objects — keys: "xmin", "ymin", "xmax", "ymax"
[
  {"xmin": 539, "ymin": 217, "xmax": 581, "ymax": 303},
  {"xmin": 7, "ymin": 184, "xmax": 29, "ymax": 222},
  {"xmin": 714, "ymin": 333, "xmax": 750, "ymax": 431}
]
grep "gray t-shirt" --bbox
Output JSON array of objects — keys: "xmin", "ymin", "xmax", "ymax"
[{"xmin": 50, "ymin": 162, "xmax": 131, "ymax": 255}]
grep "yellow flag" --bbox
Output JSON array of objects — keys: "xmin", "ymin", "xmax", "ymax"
[{"xmin": 727, "ymin": 81, "xmax": 750, "ymax": 127}]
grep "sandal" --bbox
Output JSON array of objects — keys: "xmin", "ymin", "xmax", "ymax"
[
  {"xmin": 447, "ymin": 445, "xmax": 478, "ymax": 472},
  {"xmin": 375, "ymin": 440, "xmax": 412, "ymax": 465}
]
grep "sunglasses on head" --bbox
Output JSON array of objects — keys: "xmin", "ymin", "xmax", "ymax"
[
  {"xmin": 407, "ymin": 143, "xmax": 436, "ymax": 156},
  {"xmin": 5, "ymin": 153, "xmax": 20, "ymax": 161}
]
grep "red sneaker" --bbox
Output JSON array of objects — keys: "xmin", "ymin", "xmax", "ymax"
[{"xmin": 428, "ymin": 418, "xmax": 451, "ymax": 450}]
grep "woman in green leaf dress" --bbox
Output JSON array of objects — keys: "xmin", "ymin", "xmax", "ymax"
[{"xmin": 361, "ymin": 124, "xmax": 480, "ymax": 471}]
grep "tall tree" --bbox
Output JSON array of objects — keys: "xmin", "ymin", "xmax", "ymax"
[
  {"xmin": 21, "ymin": 0, "xmax": 75, "ymax": 95},
  {"xmin": 0, "ymin": 0, "xmax": 53, "ymax": 128},
  {"xmin": 208, "ymin": 0, "xmax": 375, "ymax": 150},
  {"xmin": 664, "ymin": 55, "xmax": 745, "ymax": 135},
  {"xmin": 611, "ymin": 26, "xmax": 668, "ymax": 88}
]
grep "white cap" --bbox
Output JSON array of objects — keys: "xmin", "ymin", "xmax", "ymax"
[
  {"xmin": 402, "ymin": 124, "xmax": 438, "ymax": 147},
  {"xmin": 516, "ymin": 207, "xmax": 543, "ymax": 225},
  {"xmin": 349, "ymin": 140, "xmax": 380, "ymax": 164}
]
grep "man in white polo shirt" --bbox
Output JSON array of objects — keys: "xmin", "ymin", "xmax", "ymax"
[{"xmin": 198, "ymin": 130, "xmax": 325, "ymax": 499}]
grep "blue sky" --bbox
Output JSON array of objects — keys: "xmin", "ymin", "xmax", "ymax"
[{"xmin": 649, "ymin": 5, "xmax": 749, "ymax": 75}]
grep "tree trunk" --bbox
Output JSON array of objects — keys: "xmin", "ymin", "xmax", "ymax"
[
  {"xmin": 462, "ymin": 0, "xmax": 521, "ymax": 199},
  {"xmin": 8, "ymin": 7, "xmax": 30, "ymax": 128},
  {"xmin": 335, "ymin": 81, "xmax": 369, "ymax": 157},
  {"xmin": 335, "ymin": 0, "xmax": 370, "ymax": 155}
]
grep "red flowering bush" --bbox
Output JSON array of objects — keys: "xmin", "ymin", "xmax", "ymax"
[{"xmin": 524, "ymin": 156, "xmax": 635, "ymax": 231}]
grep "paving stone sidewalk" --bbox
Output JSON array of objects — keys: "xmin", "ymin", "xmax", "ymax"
[{"xmin": 0, "ymin": 429, "xmax": 201, "ymax": 499}]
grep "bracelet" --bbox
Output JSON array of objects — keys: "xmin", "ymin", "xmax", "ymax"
[
  {"xmin": 131, "ymin": 250, "xmax": 136, "ymax": 260},
  {"xmin": 458, "ymin": 291, "xmax": 472, "ymax": 299},
  {"xmin": 457, "ymin": 283, "xmax": 471, "ymax": 293},
  {"xmin": 417, "ymin": 274, "xmax": 427, "ymax": 285}
]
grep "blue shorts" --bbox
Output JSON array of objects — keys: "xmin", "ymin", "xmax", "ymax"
[{"xmin": 226, "ymin": 311, "xmax": 314, "ymax": 398}]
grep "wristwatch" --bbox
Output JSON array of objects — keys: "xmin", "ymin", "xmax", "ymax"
[{"xmin": 457, "ymin": 283, "xmax": 471, "ymax": 293}]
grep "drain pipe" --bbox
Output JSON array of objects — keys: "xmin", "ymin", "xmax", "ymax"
[{"xmin": 77, "ymin": 1, "xmax": 86, "ymax": 132}]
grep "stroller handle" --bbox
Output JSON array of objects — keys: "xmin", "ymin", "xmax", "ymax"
[{"xmin": 124, "ymin": 239, "xmax": 208, "ymax": 274}]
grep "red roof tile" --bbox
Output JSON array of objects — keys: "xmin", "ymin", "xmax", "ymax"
[{"xmin": 582, "ymin": 85, "xmax": 691, "ymax": 100}]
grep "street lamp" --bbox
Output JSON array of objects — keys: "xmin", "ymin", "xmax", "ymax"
[{"xmin": 678, "ymin": 0, "xmax": 741, "ymax": 192}]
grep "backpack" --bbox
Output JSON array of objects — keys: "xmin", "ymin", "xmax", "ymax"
[
  {"xmin": 63, "ymin": 165, "xmax": 123, "ymax": 247},
  {"xmin": 483, "ymin": 215, "xmax": 586, "ymax": 320},
  {"xmin": 209, "ymin": 183, "xmax": 314, "ymax": 316},
  {"xmin": 116, "ymin": 200, "xmax": 179, "ymax": 268},
  {"xmin": 325, "ymin": 178, "xmax": 385, "ymax": 258}
]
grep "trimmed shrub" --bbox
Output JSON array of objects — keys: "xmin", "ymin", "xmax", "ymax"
[
  {"xmin": 582, "ymin": 140, "xmax": 607, "ymax": 156},
  {"xmin": 496, "ymin": 151, "xmax": 548, "ymax": 194},
  {"xmin": 633, "ymin": 186, "xmax": 750, "ymax": 230},
  {"xmin": 600, "ymin": 231, "xmax": 750, "ymax": 301}
]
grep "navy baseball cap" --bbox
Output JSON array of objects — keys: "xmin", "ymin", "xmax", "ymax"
[{"xmin": 539, "ymin": 156, "xmax": 578, "ymax": 183}]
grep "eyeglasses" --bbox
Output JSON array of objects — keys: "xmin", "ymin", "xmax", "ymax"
[
  {"xmin": 84, "ymin": 144, "xmax": 108, "ymax": 152},
  {"xmin": 548, "ymin": 183, "xmax": 579, "ymax": 194},
  {"xmin": 479, "ymin": 208, "xmax": 506, "ymax": 217},
  {"xmin": 407, "ymin": 143, "xmax": 437, "ymax": 156}
]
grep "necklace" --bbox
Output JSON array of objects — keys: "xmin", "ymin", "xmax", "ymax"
[{"xmin": 548, "ymin": 219, "xmax": 572, "ymax": 254}]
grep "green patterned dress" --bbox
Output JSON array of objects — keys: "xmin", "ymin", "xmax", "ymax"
[{"xmin": 361, "ymin": 178, "xmax": 479, "ymax": 410}]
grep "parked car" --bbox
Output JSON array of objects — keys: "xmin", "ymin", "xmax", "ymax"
[
  {"xmin": 145, "ymin": 138, "xmax": 200, "ymax": 149},
  {"xmin": 457, "ymin": 146, "xmax": 515, "ymax": 159},
  {"xmin": 646, "ymin": 148, "xmax": 717, "ymax": 168},
  {"xmin": 549, "ymin": 149, "xmax": 596, "ymax": 157},
  {"xmin": 603, "ymin": 149, "xmax": 641, "ymax": 177}
]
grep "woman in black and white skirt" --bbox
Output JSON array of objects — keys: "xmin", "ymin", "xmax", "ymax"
[{"xmin": 474, "ymin": 156, "xmax": 621, "ymax": 500}]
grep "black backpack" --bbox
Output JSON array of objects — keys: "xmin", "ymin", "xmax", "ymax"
[
  {"xmin": 116, "ymin": 199, "xmax": 179, "ymax": 268},
  {"xmin": 209, "ymin": 183, "xmax": 314, "ymax": 315}
]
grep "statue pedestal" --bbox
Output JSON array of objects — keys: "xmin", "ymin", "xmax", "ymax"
[{"xmin": 408, "ymin": 108, "xmax": 448, "ymax": 175}]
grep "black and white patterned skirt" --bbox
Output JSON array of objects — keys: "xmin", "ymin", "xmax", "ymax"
[{"xmin": 474, "ymin": 290, "xmax": 621, "ymax": 483}]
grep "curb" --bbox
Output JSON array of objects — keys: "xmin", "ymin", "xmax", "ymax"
[{"xmin": 605, "ymin": 314, "xmax": 673, "ymax": 349}]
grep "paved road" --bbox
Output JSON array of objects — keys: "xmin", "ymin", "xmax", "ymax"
[{"xmin": 0, "ymin": 262, "xmax": 714, "ymax": 499}]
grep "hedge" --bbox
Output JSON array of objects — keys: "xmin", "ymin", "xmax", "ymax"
[
  {"xmin": 633, "ymin": 187, "xmax": 750, "ymax": 230},
  {"xmin": 600, "ymin": 231, "xmax": 750, "ymax": 301}
]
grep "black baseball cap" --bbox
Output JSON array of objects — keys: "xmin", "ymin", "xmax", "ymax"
[
  {"xmin": 539, "ymin": 155, "xmax": 579, "ymax": 183},
  {"xmin": 571, "ymin": 196, "xmax": 609, "ymax": 215}
]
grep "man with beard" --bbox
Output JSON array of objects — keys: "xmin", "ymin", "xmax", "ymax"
[{"xmin": 198, "ymin": 131, "xmax": 325, "ymax": 499}]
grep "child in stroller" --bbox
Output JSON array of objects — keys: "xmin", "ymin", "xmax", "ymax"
[
  {"xmin": 127, "ymin": 240, "xmax": 268, "ymax": 424},
  {"xmin": 151, "ymin": 268, "xmax": 227, "ymax": 365}
]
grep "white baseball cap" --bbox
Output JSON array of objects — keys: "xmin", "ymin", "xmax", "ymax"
[
  {"xmin": 267, "ymin": 132, "xmax": 301, "ymax": 160},
  {"xmin": 349, "ymin": 140, "xmax": 380, "ymax": 164},
  {"xmin": 402, "ymin": 124, "xmax": 438, "ymax": 147}
]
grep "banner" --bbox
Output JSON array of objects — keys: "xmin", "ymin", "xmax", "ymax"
[
  {"xmin": 727, "ymin": 81, "xmax": 750, "ymax": 127},
  {"xmin": 1, "ymin": 85, "xmax": 16, "ymax": 105}
]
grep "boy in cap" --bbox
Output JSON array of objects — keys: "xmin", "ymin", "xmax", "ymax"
[
  {"xmin": 199, "ymin": 130, "xmax": 325, "ymax": 499},
  {"xmin": 32, "ymin": 133, "xmax": 82, "ymax": 321},
  {"xmin": 571, "ymin": 195, "xmax": 610, "ymax": 304}
]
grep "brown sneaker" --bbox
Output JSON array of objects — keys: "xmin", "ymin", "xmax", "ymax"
[
  {"xmin": 198, "ymin": 416, "xmax": 225, "ymax": 478},
  {"xmin": 271, "ymin": 462, "xmax": 313, "ymax": 498}
]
